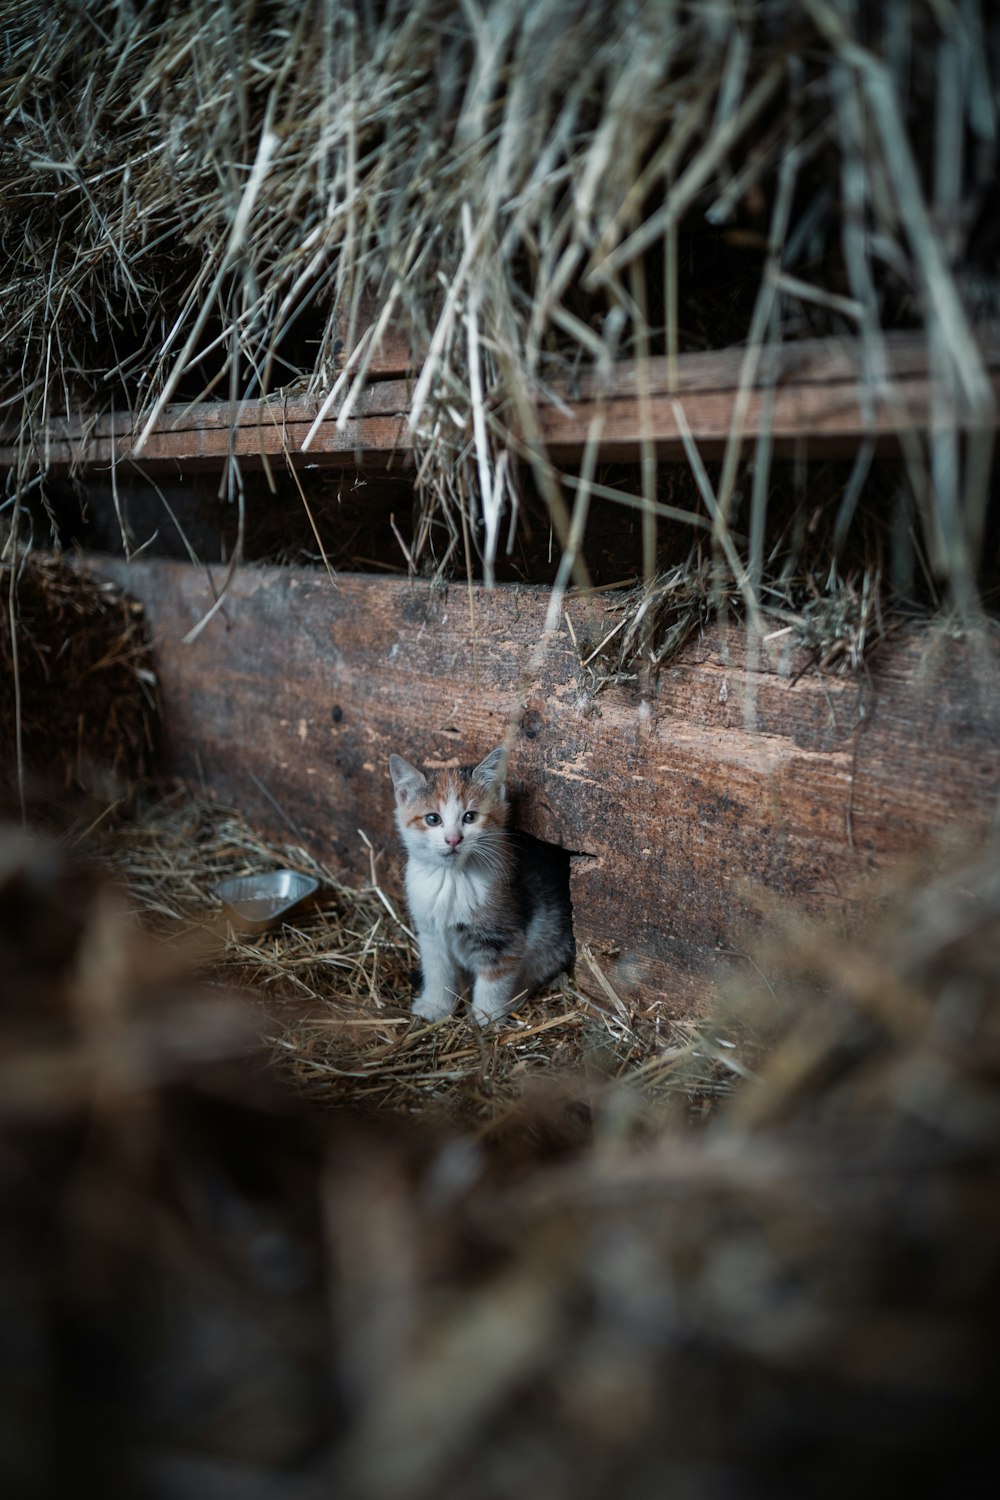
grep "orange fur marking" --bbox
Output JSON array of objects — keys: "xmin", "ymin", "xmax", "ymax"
[{"xmin": 478, "ymin": 960, "xmax": 519, "ymax": 982}]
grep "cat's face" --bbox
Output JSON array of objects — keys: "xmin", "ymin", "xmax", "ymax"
[{"xmin": 390, "ymin": 748, "xmax": 509, "ymax": 868}]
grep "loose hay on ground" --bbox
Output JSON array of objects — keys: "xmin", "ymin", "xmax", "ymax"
[{"xmin": 84, "ymin": 792, "xmax": 741, "ymax": 1126}]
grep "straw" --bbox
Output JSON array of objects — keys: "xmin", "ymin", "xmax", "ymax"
[
  {"xmin": 84, "ymin": 791, "xmax": 743, "ymax": 1124},
  {"xmin": 1, "ymin": 0, "xmax": 994, "ymax": 629}
]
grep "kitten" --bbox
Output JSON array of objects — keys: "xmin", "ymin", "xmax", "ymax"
[{"xmin": 389, "ymin": 747, "xmax": 575, "ymax": 1026}]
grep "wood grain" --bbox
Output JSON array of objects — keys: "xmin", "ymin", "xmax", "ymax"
[
  {"xmin": 88, "ymin": 557, "xmax": 1000, "ymax": 1018},
  {"xmin": 7, "ymin": 333, "xmax": 998, "ymax": 472},
  {"xmin": 346, "ymin": 288, "xmax": 422, "ymax": 379},
  {"xmin": 538, "ymin": 369, "xmax": 999, "ymax": 460}
]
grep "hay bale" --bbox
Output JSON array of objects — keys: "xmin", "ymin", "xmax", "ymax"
[
  {"xmin": 0, "ymin": 552, "xmax": 157, "ymax": 809},
  {"xmin": 2, "ymin": 1, "xmax": 996, "ymax": 599}
]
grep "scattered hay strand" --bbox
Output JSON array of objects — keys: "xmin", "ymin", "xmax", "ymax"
[
  {"xmin": 83, "ymin": 792, "xmax": 742, "ymax": 1125},
  {"xmin": 2, "ymin": 0, "xmax": 997, "ymax": 607}
]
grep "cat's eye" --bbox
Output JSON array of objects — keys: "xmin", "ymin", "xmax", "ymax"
[
  {"xmin": 462, "ymin": 811, "xmax": 478, "ymax": 824},
  {"xmin": 424, "ymin": 812, "xmax": 442, "ymax": 826}
]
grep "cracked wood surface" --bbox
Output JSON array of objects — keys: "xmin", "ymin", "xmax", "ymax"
[{"xmin": 87, "ymin": 558, "xmax": 1000, "ymax": 1019}]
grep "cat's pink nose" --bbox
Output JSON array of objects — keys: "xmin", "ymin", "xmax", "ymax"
[{"xmin": 445, "ymin": 832, "xmax": 463, "ymax": 848}]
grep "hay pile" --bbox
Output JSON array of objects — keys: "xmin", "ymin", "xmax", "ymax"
[
  {"xmin": 2, "ymin": 0, "xmax": 996, "ymax": 607},
  {"xmin": 0, "ymin": 549, "xmax": 157, "ymax": 813},
  {"xmin": 85, "ymin": 793, "xmax": 740, "ymax": 1124},
  {"xmin": 4, "ymin": 813, "xmax": 999, "ymax": 1496}
]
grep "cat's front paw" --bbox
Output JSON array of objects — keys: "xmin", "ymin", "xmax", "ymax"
[
  {"xmin": 470, "ymin": 999, "xmax": 511, "ymax": 1028},
  {"xmin": 412, "ymin": 991, "xmax": 457, "ymax": 1022},
  {"xmin": 470, "ymin": 976, "xmax": 520, "ymax": 1028}
]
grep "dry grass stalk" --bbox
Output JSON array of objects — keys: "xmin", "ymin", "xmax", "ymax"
[
  {"xmin": 83, "ymin": 792, "xmax": 742, "ymax": 1124},
  {"xmin": 2, "ymin": 0, "xmax": 996, "ymax": 613}
]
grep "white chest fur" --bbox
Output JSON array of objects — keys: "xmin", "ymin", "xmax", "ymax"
[{"xmin": 406, "ymin": 859, "xmax": 491, "ymax": 933}]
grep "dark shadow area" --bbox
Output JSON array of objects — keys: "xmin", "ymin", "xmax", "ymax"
[{"xmin": 31, "ymin": 453, "xmax": 1000, "ymax": 615}]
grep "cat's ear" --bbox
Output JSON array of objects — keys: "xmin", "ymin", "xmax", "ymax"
[
  {"xmin": 471, "ymin": 746, "xmax": 507, "ymax": 796},
  {"xmin": 389, "ymin": 755, "xmax": 427, "ymax": 803}
]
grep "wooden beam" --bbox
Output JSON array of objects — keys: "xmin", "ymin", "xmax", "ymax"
[
  {"xmin": 539, "ymin": 347, "xmax": 1000, "ymax": 461},
  {"xmin": 0, "ymin": 285, "xmax": 420, "ymax": 473},
  {"xmin": 6, "ymin": 333, "xmax": 998, "ymax": 474},
  {"xmin": 9, "ymin": 382, "xmax": 413, "ymax": 474},
  {"xmin": 86, "ymin": 557, "xmax": 1000, "ymax": 1019}
]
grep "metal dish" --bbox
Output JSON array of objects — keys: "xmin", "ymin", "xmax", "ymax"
[{"xmin": 214, "ymin": 870, "xmax": 319, "ymax": 933}]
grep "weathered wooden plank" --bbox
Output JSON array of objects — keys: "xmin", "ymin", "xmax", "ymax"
[
  {"xmin": 38, "ymin": 378, "xmax": 414, "ymax": 441},
  {"xmin": 88, "ymin": 556, "xmax": 1000, "ymax": 1020},
  {"xmin": 23, "ymin": 413, "xmax": 412, "ymax": 473},
  {"xmin": 538, "ymin": 370, "xmax": 996, "ymax": 461},
  {"xmin": 7, "ymin": 383, "xmax": 413, "ymax": 473},
  {"xmin": 7, "ymin": 333, "xmax": 998, "ymax": 473},
  {"xmin": 551, "ymin": 330, "xmax": 1000, "ymax": 399},
  {"xmin": 344, "ymin": 289, "xmax": 422, "ymax": 379}
]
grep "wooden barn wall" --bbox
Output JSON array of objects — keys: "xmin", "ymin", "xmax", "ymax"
[{"xmin": 91, "ymin": 557, "xmax": 1000, "ymax": 1017}]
